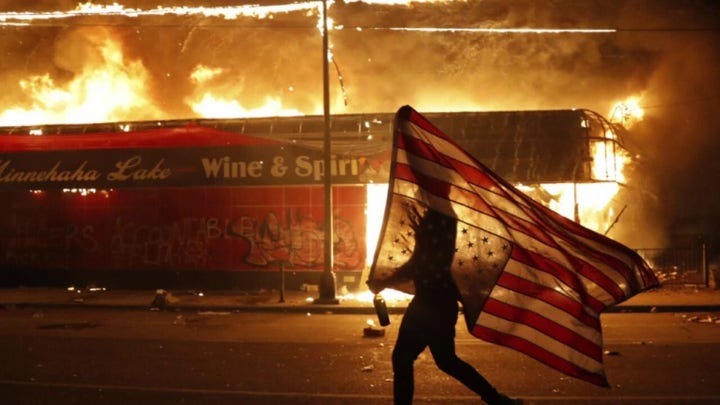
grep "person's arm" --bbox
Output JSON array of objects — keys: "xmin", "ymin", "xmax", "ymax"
[{"xmin": 367, "ymin": 262, "xmax": 414, "ymax": 293}]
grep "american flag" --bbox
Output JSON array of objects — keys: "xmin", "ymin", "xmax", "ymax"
[{"xmin": 368, "ymin": 105, "xmax": 659, "ymax": 387}]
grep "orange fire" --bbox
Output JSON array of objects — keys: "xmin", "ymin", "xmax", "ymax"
[
  {"xmin": 188, "ymin": 65, "xmax": 304, "ymax": 118},
  {"xmin": 0, "ymin": 29, "xmax": 162, "ymax": 126},
  {"xmin": 515, "ymin": 126, "xmax": 630, "ymax": 234},
  {"xmin": 0, "ymin": 33, "xmax": 308, "ymax": 126},
  {"xmin": 609, "ymin": 96, "xmax": 644, "ymax": 128},
  {"xmin": 0, "ymin": 3, "xmax": 325, "ymax": 125}
]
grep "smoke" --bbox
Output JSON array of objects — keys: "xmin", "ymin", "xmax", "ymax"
[
  {"xmin": 0, "ymin": 0, "xmax": 719, "ymax": 249},
  {"xmin": 2, "ymin": 1, "xmax": 714, "ymax": 115},
  {"xmin": 629, "ymin": 32, "xmax": 720, "ymax": 250}
]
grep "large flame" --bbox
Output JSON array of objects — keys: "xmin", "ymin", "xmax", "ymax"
[
  {"xmin": 0, "ymin": 33, "xmax": 308, "ymax": 125},
  {"xmin": 0, "ymin": 1, "xmax": 627, "ymax": 125},
  {"xmin": 187, "ymin": 65, "xmax": 304, "ymax": 118},
  {"xmin": 0, "ymin": 29, "xmax": 162, "ymax": 125},
  {"xmin": 0, "ymin": 2, "xmax": 327, "ymax": 124}
]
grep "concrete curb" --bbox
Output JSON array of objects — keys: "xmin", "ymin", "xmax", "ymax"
[
  {"xmin": 3, "ymin": 286, "xmax": 720, "ymax": 314},
  {"xmin": 4, "ymin": 300, "xmax": 720, "ymax": 314}
]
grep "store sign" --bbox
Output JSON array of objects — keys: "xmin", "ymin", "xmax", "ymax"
[{"xmin": 0, "ymin": 145, "xmax": 369, "ymax": 189}]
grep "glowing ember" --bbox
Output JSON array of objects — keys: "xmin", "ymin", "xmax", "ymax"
[{"xmin": 190, "ymin": 65, "xmax": 224, "ymax": 83}]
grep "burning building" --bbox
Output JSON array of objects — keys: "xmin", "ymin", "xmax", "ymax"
[
  {"xmin": 0, "ymin": 108, "xmax": 644, "ymax": 290},
  {"xmin": 0, "ymin": 1, "xmax": 716, "ymax": 288}
]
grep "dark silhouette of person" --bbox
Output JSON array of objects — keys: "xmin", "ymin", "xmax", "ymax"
[{"xmin": 388, "ymin": 207, "xmax": 521, "ymax": 405}]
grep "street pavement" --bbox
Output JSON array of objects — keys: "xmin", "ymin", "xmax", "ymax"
[
  {"xmin": 2, "ymin": 283, "xmax": 720, "ymax": 404},
  {"xmin": 2, "ymin": 283, "xmax": 720, "ymax": 314}
]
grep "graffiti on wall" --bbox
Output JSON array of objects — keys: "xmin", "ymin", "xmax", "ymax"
[
  {"xmin": 2, "ymin": 214, "xmax": 99, "ymax": 268},
  {"xmin": 2, "ymin": 210, "xmax": 363, "ymax": 271},
  {"xmin": 227, "ymin": 209, "xmax": 362, "ymax": 269},
  {"xmin": 109, "ymin": 216, "xmax": 211, "ymax": 269}
]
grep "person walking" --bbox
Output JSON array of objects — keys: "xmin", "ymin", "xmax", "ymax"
[{"xmin": 371, "ymin": 207, "xmax": 521, "ymax": 405}]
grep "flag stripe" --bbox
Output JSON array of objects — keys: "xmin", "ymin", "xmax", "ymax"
[
  {"xmin": 552, "ymin": 239, "xmax": 628, "ymax": 304},
  {"xmin": 397, "ymin": 143, "xmax": 565, "ymax": 249},
  {"xmin": 482, "ymin": 295, "xmax": 603, "ymax": 361},
  {"xmin": 472, "ymin": 323, "xmax": 609, "ymax": 387},
  {"xmin": 499, "ymin": 183, "xmax": 642, "ymax": 296},
  {"xmin": 473, "ymin": 309, "xmax": 605, "ymax": 382},
  {"xmin": 509, "ymin": 245, "xmax": 607, "ymax": 314},
  {"xmin": 394, "ymin": 162, "xmax": 502, "ymax": 226},
  {"xmin": 401, "ymin": 113, "xmax": 486, "ymax": 174},
  {"xmin": 571, "ymin": 229, "xmax": 657, "ymax": 290},
  {"xmin": 401, "ymin": 121, "xmax": 506, "ymax": 195},
  {"xmin": 392, "ymin": 177, "xmax": 511, "ymax": 240},
  {"xmin": 496, "ymin": 267, "xmax": 602, "ymax": 331},
  {"xmin": 394, "ymin": 163, "xmax": 470, "ymax": 210},
  {"xmin": 402, "ymin": 115, "xmax": 642, "ymax": 263},
  {"xmin": 397, "ymin": 134, "xmax": 503, "ymax": 197}
]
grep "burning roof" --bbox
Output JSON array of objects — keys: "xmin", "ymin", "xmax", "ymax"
[{"xmin": 0, "ymin": 108, "xmax": 628, "ymax": 186}]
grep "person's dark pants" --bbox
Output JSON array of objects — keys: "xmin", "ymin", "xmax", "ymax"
[{"xmin": 392, "ymin": 315, "xmax": 500, "ymax": 405}]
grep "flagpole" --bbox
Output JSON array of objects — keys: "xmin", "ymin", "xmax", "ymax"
[{"xmin": 315, "ymin": 0, "xmax": 338, "ymax": 304}]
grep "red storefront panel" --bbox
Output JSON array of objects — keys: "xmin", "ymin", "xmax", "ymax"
[{"xmin": 0, "ymin": 186, "xmax": 366, "ymax": 273}]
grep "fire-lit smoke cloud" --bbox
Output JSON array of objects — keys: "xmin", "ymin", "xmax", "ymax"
[
  {"xmin": 627, "ymin": 31, "xmax": 720, "ymax": 252},
  {"xmin": 0, "ymin": 1, "xmax": 715, "ymax": 116},
  {"xmin": 0, "ymin": 0, "xmax": 718, "ymax": 252}
]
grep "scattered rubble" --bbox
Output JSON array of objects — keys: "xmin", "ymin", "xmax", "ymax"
[
  {"xmin": 361, "ymin": 365, "xmax": 374, "ymax": 372},
  {"xmin": 680, "ymin": 313, "xmax": 720, "ymax": 324},
  {"xmin": 363, "ymin": 319, "xmax": 386, "ymax": 337},
  {"xmin": 363, "ymin": 325, "xmax": 386, "ymax": 337},
  {"xmin": 150, "ymin": 289, "xmax": 179, "ymax": 309}
]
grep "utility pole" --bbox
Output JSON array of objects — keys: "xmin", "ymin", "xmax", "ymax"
[{"xmin": 315, "ymin": 0, "xmax": 338, "ymax": 304}]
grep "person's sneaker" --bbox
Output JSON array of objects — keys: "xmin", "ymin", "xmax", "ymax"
[{"xmin": 486, "ymin": 393, "xmax": 523, "ymax": 405}]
